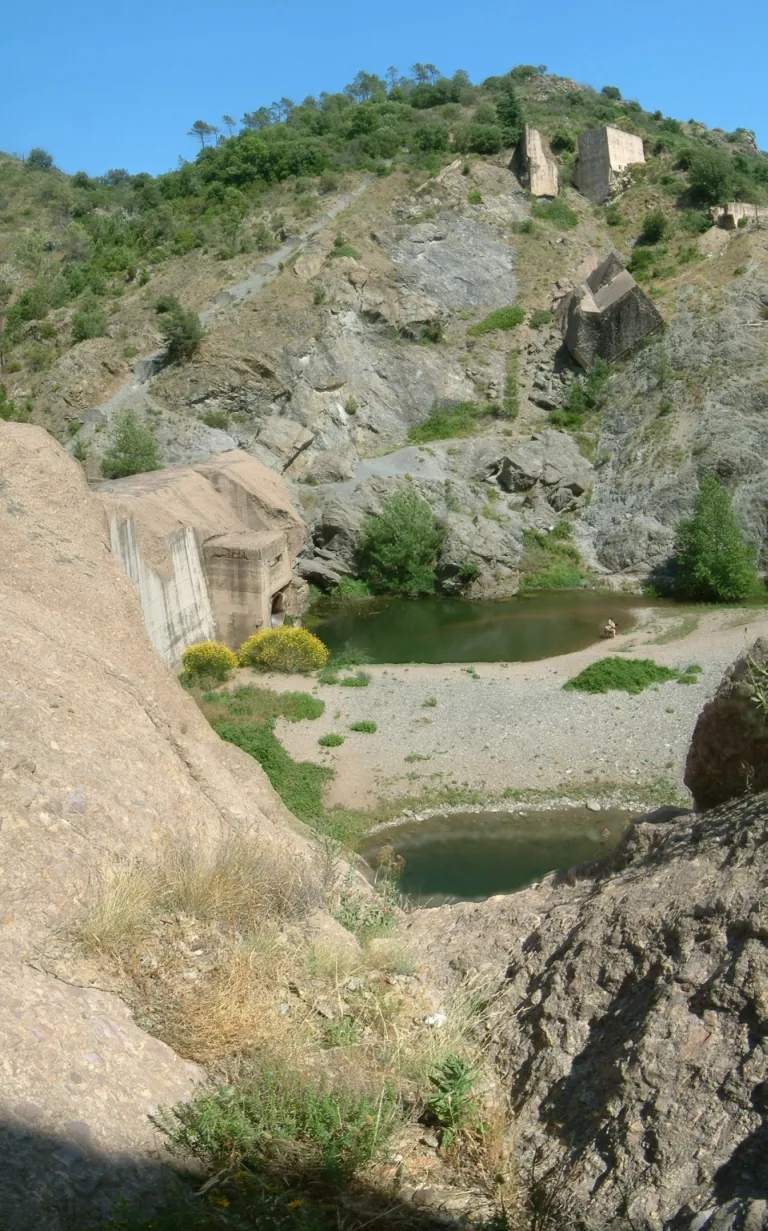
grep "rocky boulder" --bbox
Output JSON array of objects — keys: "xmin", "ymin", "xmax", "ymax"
[
  {"xmin": 685, "ymin": 637, "xmax": 768, "ymax": 809},
  {"xmin": 405, "ymin": 790, "xmax": 768, "ymax": 1230}
]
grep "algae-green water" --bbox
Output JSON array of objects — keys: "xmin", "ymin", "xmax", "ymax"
[
  {"xmin": 358, "ymin": 808, "xmax": 633, "ymax": 905},
  {"xmin": 309, "ymin": 591, "xmax": 657, "ymax": 664}
]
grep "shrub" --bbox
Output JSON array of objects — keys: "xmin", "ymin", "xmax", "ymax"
[
  {"xmin": 531, "ymin": 198, "xmax": 579, "ymax": 229},
  {"xmin": 467, "ymin": 304, "xmax": 524, "ymax": 336},
  {"xmin": 154, "ymin": 1063, "xmax": 402, "ymax": 1189},
  {"xmin": 102, "ymin": 409, "xmax": 163, "ymax": 479},
  {"xmin": 501, "ymin": 350, "xmax": 520, "ymax": 419},
  {"xmin": 332, "ymin": 577, "xmax": 371, "ymax": 598},
  {"xmin": 358, "ymin": 487, "xmax": 444, "ymax": 597},
  {"xmin": 200, "ymin": 409, "xmax": 230, "ymax": 429},
  {"xmin": 239, "ymin": 627, "xmax": 330, "ymax": 674},
  {"xmin": 467, "ymin": 189, "xmax": 483, "ymax": 205},
  {"xmin": 349, "ymin": 720, "xmax": 376, "ymax": 733},
  {"xmin": 467, "ymin": 123, "xmax": 503, "ymax": 154},
  {"xmin": 550, "ymin": 358, "xmax": 610, "ymax": 431},
  {"xmin": 72, "ymin": 308, "xmax": 108, "ymax": 342},
  {"xmin": 529, "ymin": 308, "xmax": 553, "ymax": 329},
  {"xmin": 215, "ymin": 720, "xmax": 332, "ymax": 823},
  {"xmin": 564, "ymin": 657, "xmax": 698, "ymax": 695},
  {"xmin": 182, "ymin": 641, "xmax": 238, "ymax": 683},
  {"xmin": 329, "ymin": 232, "xmax": 361, "ymax": 259},
  {"xmin": 155, "ymin": 295, "xmax": 204, "ymax": 363},
  {"xmin": 27, "ymin": 147, "xmax": 54, "ymax": 170},
  {"xmin": 639, "ymin": 210, "xmax": 669, "ymax": 244},
  {"xmin": 601, "ymin": 86, "xmax": 622, "ymax": 100},
  {"xmin": 408, "ymin": 400, "xmax": 487, "ymax": 442},
  {"xmin": 495, "ymin": 84, "xmax": 524, "ymax": 145},
  {"xmin": 339, "ymin": 670, "xmax": 370, "ymax": 687},
  {"xmin": 319, "ymin": 732, "xmax": 344, "ymax": 747},
  {"xmin": 550, "ymin": 130, "xmax": 575, "ymax": 154},
  {"xmin": 688, "ymin": 146, "xmax": 734, "ymax": 205},
  {"xmin": 672, "ymin": 474, "xmax": 758, "ymax": 602},
  {"xmin": 520, "ymin": 522, "xmax": 588, "ymax": 589},
  {"xmin": 425, "ymin": 1054, "xmax": 481, "ymax": 1146}
]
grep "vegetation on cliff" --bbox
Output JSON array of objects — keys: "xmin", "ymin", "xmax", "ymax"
[{"xmin": 672, "ymin": 474, "xmax": 759, "ymax": 602}]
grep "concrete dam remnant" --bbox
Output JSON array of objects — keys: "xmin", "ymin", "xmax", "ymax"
[
  {"xmin": 518, "ymin": 125, "xmax": 559, "ymax": 198},
  {"xmin": 710, "ymin": 201, "xmax": 768, "ymax": 229},
  {"xmin": 573, "ymin": 125, "xmax": 645, "ymax": 204},
  {"xmin": 558, "ymin": 253, "xmax": 664, "ymax": 368},
  {"xmin": 97, "ymin": 450, "xmax": 307, "ymax": 667}
]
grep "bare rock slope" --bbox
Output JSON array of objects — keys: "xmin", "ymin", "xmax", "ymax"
[{"xmin": 0, "ymin": 424, "xmax": 321, "ymax": 1226}]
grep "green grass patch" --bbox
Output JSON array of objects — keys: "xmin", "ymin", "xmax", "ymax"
[
  {"xmin": 647, "ymin": 614, "xmax": 700, "ymax": 644},
  {"xmin": 319, "ymin": 733, "xmax": 344, "ymax": 747},
  {"xmin": 467, "ymin": 305, "xmax": 524, "ymax": 336},
  {"xmin": 200, "ymin": 685, "xmax": 324, "ymax": 725},
  {"xmin": 529, "ymin": 308, "xmax": 553, "ymax": 329},
  {"xmin": 407, "ymin": 400, "xmax": 489, "ymax": 443},
  {"xmin": 564, "ymin": 657, "xmax": 703, "ymax": 695},
  {"xmin": 531, "ymin": 198, "xmax": 579, "ymax": 230},
  {"xmin": 213, "ymin": 721, "xmax": 333, "ymax": 823},
  {"xmin": 501, "ymin": 350, "xmax": 520, "ymax": 420},
  {"xmin": 349, "ymin": 720, "xmax": 377, "ymax": 734},
  {"xmin": 519, "ymin": 522, "xmax": 589, "ymax": 589},
  {"xmin": 339, "ymin": 670, "xmax": 371, "ymax": 687}
]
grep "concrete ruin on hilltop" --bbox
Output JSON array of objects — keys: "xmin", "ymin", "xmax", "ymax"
[
  {"xmin": 558, "ymin": 253, "xmax": 664, "ymax": 367},
  {"xmin": 573, "ymin": 125, "xmax": 645, "ymax": 203},
  {"xmin": 711, "ymin": 201, "xmax": 768, "ymax": 229},
  {"xmin": 97, "ymin": 450, "xmax": 307, "ymax": 666},
  {"xmin": 518, "ymin": 125, "xmax": 558, "ymax": 197}
]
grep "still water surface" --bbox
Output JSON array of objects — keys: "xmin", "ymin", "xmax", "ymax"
[
  {"xmin": 359, "ymin": 809, "xmax": 634, "ymax": 905},
  {"xmin": 309, "ymin": 590, "xmax": 659, "ymax": 664}
]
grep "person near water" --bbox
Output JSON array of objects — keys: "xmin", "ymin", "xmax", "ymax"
[{"xmin": 604, "ymin": 617, "xmax": 617, "ymax": 639}]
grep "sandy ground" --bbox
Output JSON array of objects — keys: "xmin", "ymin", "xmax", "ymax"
[{"xmin": 245, "ymin": 607, "xmax": 768, "ymax": 811}]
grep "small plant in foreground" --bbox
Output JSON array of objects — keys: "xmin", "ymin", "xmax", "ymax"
[
  {"xmin": 425, "ymin": 1054, "xmax": 482, "ymax": 1146},
  {"xmin": 154, "ymin": 1063, "xmax": 402, "ymax": 1189},
  {"xmin": 529, "ymin": 308, "xmax": 553, "ymax": 329},
  {"xmin": 339, "ymin": 670, "xmax": 370, "ymax": 687},
  {"xmin": 349, "ymin": 720, "xmax": 377, "ymax": 733},
  {"xmin": 467, "ymin": 189, "xmax": 483, "ymax": 205},
  {"xmin": 239, "ymin": 627, "xmax": 330, "ymax": 673},
  {"xmin": 182, "ymin": 641, "xmax": 238, "ymax": 684},
  {"xmin": 319, "ymin": 733, "xmax": 344, "ymax": 747},
  {"xmin": 423, "ymin": 695, "xmax": 438, "ymax": 707},
  {"xmin": 564, "ymin": 657, "xmax": 701, "ymax": 695}
]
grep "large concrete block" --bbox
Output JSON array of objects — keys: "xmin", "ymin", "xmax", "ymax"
[
  {"xmin": 519, "ymin": 125, "xmax": 558, "ymax": 198},
  {"xmin": 573, "ymin": 126, "xmax": 645, "ymax": 204},
  {"xmin": 710, "ymin": 201, "xmax": 768, "ymax": 230},
  {"xmin": 560, "ymin": 253, "xmax": 663, "ymax": 368}
]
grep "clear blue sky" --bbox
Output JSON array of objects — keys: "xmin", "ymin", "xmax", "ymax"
[{"xmin": 3, "ymin": 0, "xmax": 765, "ymax": 176}]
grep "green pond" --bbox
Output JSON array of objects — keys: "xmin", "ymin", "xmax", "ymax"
[
  {"xmin": 309, "ymin": 590, "xmax": 659, "ymax": 664},
  {"xmin": 359, "ymin": 808, "xmax": 634, "ymax": 905}
]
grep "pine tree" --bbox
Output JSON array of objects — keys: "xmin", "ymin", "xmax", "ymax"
[
  {"xmin": 673, "ymin": 474, "xmax": 758, "ymax": 602},
  {"xmin": 102, "ymin": 410, "xmax": 163, "ymax": 480},
  {"xmin": 496, "ymin": 84, "xmax": 524, "ymax": 146}
]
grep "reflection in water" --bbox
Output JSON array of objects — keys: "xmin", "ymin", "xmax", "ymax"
[
  {"xmin": 358, "ymin": 809, "xmax": 634, "ymax": 905},
  {"xmin": 309, "ymin": 591, "xmax": 661, "ymax": 664}
]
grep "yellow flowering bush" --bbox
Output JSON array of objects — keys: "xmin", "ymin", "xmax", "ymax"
[
  {"xmin": 239, "ymin": 626, "xmax": 329, "ymax": 674},
  {"xmin": 182, "ymin": 640, "xmax": 238, "ymax": 682}
]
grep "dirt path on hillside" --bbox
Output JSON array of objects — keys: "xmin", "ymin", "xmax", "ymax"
[{"xmin": 249, "ymin": 605, "xmax": 768, "ymax": 811}]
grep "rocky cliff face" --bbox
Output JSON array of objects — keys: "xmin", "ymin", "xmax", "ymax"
[
  {"xmin": 0, "ymin": 424, "xmax": 325, "ymax": 1226},
  {"xmin": 406, "ymin": 786, "xmax": 768, "ymax": 1230}
]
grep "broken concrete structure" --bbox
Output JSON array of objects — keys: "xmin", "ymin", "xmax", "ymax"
[
  {"xmin": 518, "ymin": 125, "xmax": 558, "ymax": 197},
  {"xmin": 573, "ymin": 125, "xmax": 645, "ymax": 204},
  {"xmin": 559, "ymin": 253, "xmax": 663, "ymax": 368},
  {"xmin": 710, "ymin": 201, "xmax": 768, "ymax": 229},
  {"xmin": 97, "ymin": 450, "xmax": 307, "ymax": 667}
]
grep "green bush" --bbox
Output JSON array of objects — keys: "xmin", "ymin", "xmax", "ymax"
[
  {"xmin": 349, "ymin": 720, "xmax": 377, "ymax": 733},
  {"xmin": 639, "ymin": 209, "xmax": 669, "ymax": 244},
  {"xmin": 520, "ymin": 522, "xmax": 589, "ymax": 589},
  {"xmin": 102, "ymin": 409, "xmax": 163, "ymax": 479},
  {"xmin": 495, "ymin": 84, "xmax": 524, "ymax": 145},
  {"xmin": 332, "ymin": 577, "xmax": 371, "ymax": 599},
  {"xmin": 155, "ymin": 295, "xmax": 204, "ymax": 363},
  {"xmin": 154, "ymin": 1062, "xmax": 402, "ymax": 1189},
  {"xmin": 239, "ymin": 627, "xmax": 330, "ymax": 673},
  {"xmin": 467, "ymin": 305, "xmax": 525, "ymax": 336},
  {"xmin": 550, "ymin": 130, "xmax": 575, "ymax": 154},
  {"xmin": 329, "ymin": 232, "xmax": 361, "ymax": 259},
  {"xmin": 200, "ymin": 409, "xmax": 230, "ymax": 429},
  {"xmin": 529, "ymin": 308, "xmax": 553, "ymax": 329},
  {"xmin": 319, "ymin": 733, "xmax": 344, "ymax": 747},
  {"xmin": 531, "ymin": 198, "xmax": 579, "ymax": 230},
  {"xmin": 182, "ymin": 641, "xmax": 238, "ymax": 683},
  {"xmin": 72, "ymin": 307, "xmax": 108, "ymax": 342},
  {"xmin": 550, "ymin": 358, "xmax": 609, "ymax": 430},
  {"xmin": 672, "ymin": 474, "xmax": 758, "ymax": 602},
  {"xmin": 564, "ymin": 657, "xmax": 701, "ymax": 695},
  {"xmin": 467, "ymin": 189, "xmax": 483, "ymax": 205},
  {"xmin": 358, "ymin": 487, "xmax": 444, "ymax": 597},
  {"xmin": 215, "ymin": 720, "xmax": 332, "ymax": 822},
  {"xmin": 26, "ymin": 148, "xmax": 54, "ymax": 170},
  {"xmin": 200, "ymin": 685, "xmax": 325, "ymax": 725},
  {"xmin": 339, "ymin": 670, "xmax": 370, "ymax": 687},
  {"xmin": 425, "ymin": 1055, "xmax": 481, "ymax": 1146},
  {"xmin": 688, "ymin": 146, "xmax": 734, "ymax": 205},
  {"xmin": 408, "ymin": 400, "xmax": 487, "ymax": 442}
]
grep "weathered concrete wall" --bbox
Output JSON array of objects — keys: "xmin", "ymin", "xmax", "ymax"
[
  {"xmin": 97, "ymin": 451, "xmax": 306, "ymax": 667},
  {"xmin": 574, "ymin": 126, "xmax": 645, "ymax": 204},
  {"xmin": 711, "ymin": 201, "xmax": 768, "ymax": 229},
  {"xmin": 108, "ymin": 516, "xmax": 217, "ymax": 666},
  {"xmin": 519, "ymin": 125, "xmax": 558, "ymax": 198},
  {"xmin": 561, "ymin": 253, "xmax": 663, "ymax": 367}
]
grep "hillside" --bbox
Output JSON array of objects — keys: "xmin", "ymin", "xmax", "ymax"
[{"xmin": 2, "ymin": 65, "xmax": 768, "ymax": 594}]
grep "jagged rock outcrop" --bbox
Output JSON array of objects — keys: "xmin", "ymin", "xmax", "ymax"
[
  {"xmin": 685, "ymin": 637, "xmax": 768, "ymax": 809},
  {"xmin": 573, "ymin": 125, "xmax": 645, "ymax": 204},
  {"xmin": 560, "ymin": 253, "xmax": 664, "ymax": 368},
  {"xmin": 0, "ymin": 425, "xmax": 325, "ymax": 1226},
  {"xmin": 97, "ymin": 449, "xmax": 307, "ymax": 665},
  {"xmin": 406, "ymin": 788, "xmax": 768, "ymax": 1230}
]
